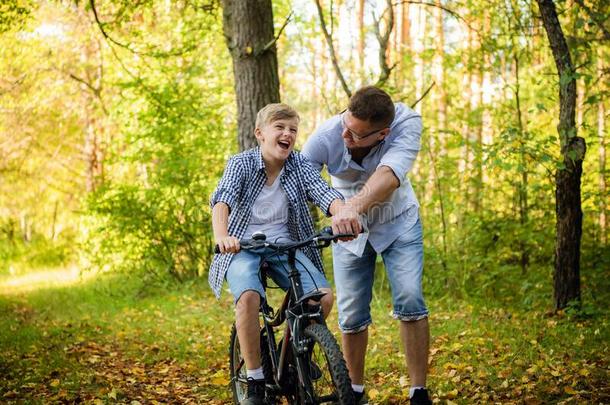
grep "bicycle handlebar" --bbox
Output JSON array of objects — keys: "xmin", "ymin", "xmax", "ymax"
[{"xmin": 214, "ymin": 227, "xmax": 354, "ymax": 254}]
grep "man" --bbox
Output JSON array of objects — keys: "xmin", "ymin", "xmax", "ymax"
[{"xmin": 303, "ymin": 86, "xmax": 432, "ymax": 405}]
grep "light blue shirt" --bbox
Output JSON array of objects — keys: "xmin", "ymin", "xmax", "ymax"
[{"xmin": 302, "ymin": 103, "xmax": 422, "ymax": 253}]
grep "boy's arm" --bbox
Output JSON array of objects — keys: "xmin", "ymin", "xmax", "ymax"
[
  {"xmin": 298, "ymin": 155, "xmax": 361, "ymax": 235},
  {"xmin": 209, "ymin": 156, "xmax": 243, "ymax": 214},
  {"xmin": 212, "ymin": 202, "xmax": 240, "ymax": 253},
  {"xmin": 210, "ymin": 156, "xmax": 244, "ymax": 253}
]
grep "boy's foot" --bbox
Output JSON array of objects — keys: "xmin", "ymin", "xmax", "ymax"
[
  {"xmin": 354, "ymin": 390, "xmax": 369, "ymax": 404},
  {"xmin": 240, "ymin": 378, "xmax": 265, "ymax": 405},
  {"xmin": 410, "ymin": 388, "xmax": 432, "ymax": 405}
]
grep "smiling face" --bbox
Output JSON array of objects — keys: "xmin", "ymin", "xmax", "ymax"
[{"xmin": 255, "ymin": 117, "xmax": 299, "ymax": 165}]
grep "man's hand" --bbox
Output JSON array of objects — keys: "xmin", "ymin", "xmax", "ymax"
[
  {"xmin": 331, "ymin": 201, "xmax": 362, "ymax": 240},
  {"xmin": 216, "ymin": 235, "xmax": 241, "ymax": 253}
]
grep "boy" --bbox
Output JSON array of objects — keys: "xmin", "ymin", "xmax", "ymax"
[{"xmin": 209, "ymin": 103, "xmax": 358, "ymax": 405}]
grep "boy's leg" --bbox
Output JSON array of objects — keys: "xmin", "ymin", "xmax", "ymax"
[
  {"xmin": 235, "ymin": 290, "xmax": 262, "ymax": 369},
  {"xmin": 225, "ymin": 251, "xmax": 266, "ymax": 372},
  {"xmin": 332, "ymin": 242, "xmax": 377, "ymax": 385},
  {"xmin": 265, "ymin": 250, "xmax": 334, "ymax": 318}
]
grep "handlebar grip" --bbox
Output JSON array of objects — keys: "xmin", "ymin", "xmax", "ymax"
[{"xmin": 214, "ymin": 245, "xmax": 220, "ymax": 254}]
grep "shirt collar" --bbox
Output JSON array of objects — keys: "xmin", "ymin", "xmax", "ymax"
[{"xmin": 254, "ymin": 147, "xmax": 295, "ymax": 173}]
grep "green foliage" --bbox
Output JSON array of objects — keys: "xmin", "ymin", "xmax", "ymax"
[
  {"xmin": 75, "ymin": 1, "xmax": 234, "ymax": 280},
  {"xmin": 0, "ymin": 0, "xmax": 35, "ymax": 33},
  {"xmin": 0, "ymin": 236, "xmax": 74, "ymax": 276}
]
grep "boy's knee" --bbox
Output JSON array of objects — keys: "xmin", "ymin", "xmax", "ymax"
[
  {"xmin": 236, "ymin": 290, "xmax": 261, "ymax": 310},
  {"xmin": 320, "ymin": 288, "xmax": 334, "ymax": 316}
]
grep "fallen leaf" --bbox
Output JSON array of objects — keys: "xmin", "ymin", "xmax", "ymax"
[{"xmin": 368, "ymin": 389, "xmax": 379, "ymax": 399}]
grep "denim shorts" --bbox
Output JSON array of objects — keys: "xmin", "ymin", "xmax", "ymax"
[
  {"xmin": 332, "ymin": 219, "xmax": 428, "ymax": 333},
  {"xmin": 225, "ymin": 247, "xmax": 330, "ymax": 304}
]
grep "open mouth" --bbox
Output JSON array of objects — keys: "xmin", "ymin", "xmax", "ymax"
[{"xmin": 277, "ymin": 140, "xmax": 291, "ymax": 150}]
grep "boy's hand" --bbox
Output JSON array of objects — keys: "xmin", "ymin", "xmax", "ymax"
[{"xmin": 216, "ymin": 236, "xmax": 241, "ymax": 253}]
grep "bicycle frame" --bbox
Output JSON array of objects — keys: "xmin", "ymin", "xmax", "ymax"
[
  {"xmin": 226, "ymin": 228, "xmax": 354, "ymax": 404},
  {"xmin": 260, "ymin": 248, "xmax": 326, "ymax": 399}
]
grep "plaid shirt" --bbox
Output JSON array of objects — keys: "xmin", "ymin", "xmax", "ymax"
[{"xmin": 208, "ymin": 147, "xmax": 343, "ymax": 298}]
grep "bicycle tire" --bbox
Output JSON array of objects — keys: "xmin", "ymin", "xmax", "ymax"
[
  {"xmin": 229, "ymin": 323, "xmax": 274, "ymax": 404},
  {"xmin": 300, "ymin": 323, "xmax": 354, "ymax": 405}
]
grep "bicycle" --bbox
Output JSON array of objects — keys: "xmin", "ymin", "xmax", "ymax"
[{"xmin": 217, "ymin": 228, "xmax": 355, "ymax": 404}]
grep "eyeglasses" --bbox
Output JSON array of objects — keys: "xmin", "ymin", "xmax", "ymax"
[{"xmin": 341, "ymin": 111, "xmax": 386, "ymax": 141}]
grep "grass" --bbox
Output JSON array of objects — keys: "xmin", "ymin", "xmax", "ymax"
[{"xmin": 0, "ymin": 260, "xmax": 608, "ymax": 404}]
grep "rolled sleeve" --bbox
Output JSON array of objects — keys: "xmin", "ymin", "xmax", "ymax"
[
  {"xmin": 210, "ymin": 156, "xmax": 243, "ymax": 213},
  {"xmin": 378, "ymin": 114, "xmax": 422, "ymax": 185}
]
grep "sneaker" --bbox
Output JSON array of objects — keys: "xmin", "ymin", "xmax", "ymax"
[
  {"xmin": 354, "ymin": 390, "xmax": 369, "ymax": 405},
  {"xmin": 410, "ymin": 388, "xmax": 432, "ymax": 405},
  {"xmin": 240, "ymin": 378, "xmax": 265, "ymax": 405}
]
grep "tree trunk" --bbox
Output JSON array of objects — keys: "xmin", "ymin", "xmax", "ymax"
[
  {"xmin": 597, "ymin": 51, "xmax": 607, "ymax": 245},
  {"xmin": 536, "ymin": 0, "xmax": 586, "ymax": 310},
  {"xmin": 514, "ymin": 53, "xmax": 529, "ymax": 274},
  {"xmin": 221, "ymin": 0, "xmax": 280, "ymax": 151}
]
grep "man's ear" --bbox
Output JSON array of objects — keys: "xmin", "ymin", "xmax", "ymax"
[{"xmin": 378, "ymin": 127, "xmax": 391, "ymax": 141}]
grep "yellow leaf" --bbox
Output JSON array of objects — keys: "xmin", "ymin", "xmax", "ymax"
[
  {"xmin": 451, "ymin": 342, "xmax": 463, "ymax": 352},
  {"xmin": 501, "ymin": 380, "xmax": 509, "ymax": 388},
  {"xmin": 368, "ymin": 388, "xmax": 379, "ymax": 399},
  {"xmin": 447, "ymin": 388, "xmax": 458, "ymax": 399},
  {"xmin": 93, "ymin": 400, "xmax": 104, "ymax": 405},
  {"xmin": 50, "ymin": 379, "xmax": 60, "ymax": 388},
  {"xmin": 211, "ymin": 372, "xmax": 230, "ymax": 386},
  {"xmin": 550, "ymin": 369, "xmax": 560, "ymax": 377},
  {"xmin": 399, "ymin": 375, "xmax": 409, "ymax": 387},
  {"xmin": 564, "ymin": 386, "xmax": 577, "ymax": 395},
  {"xmin": 108, "ymin": 388, "xmax": 117, "ymax": 399},
  {"xmin": 579, "ymin": 369, "xmax": 590, "ymax": 377}
]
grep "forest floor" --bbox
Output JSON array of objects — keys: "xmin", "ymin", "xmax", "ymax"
[{"xmin": 0, "ymin": 265, "xmax": 608, "ymax": 404}]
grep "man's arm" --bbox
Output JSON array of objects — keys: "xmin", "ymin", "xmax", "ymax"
[
  {"xmin": 212, "ymin": 202, "xmax": 240, "ymax": 253},
  {"xmin": 345, "ymin": 165, "xmax": 399, "ymax": 215},
  {"xmin": 330, "ymin": 166, "xmax": 397, "ymax": 234}
]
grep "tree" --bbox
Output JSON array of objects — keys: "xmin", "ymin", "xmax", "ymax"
[
  {"xmin": 221, "ymin": 0, "xmax": 281, "ymax": 151},
  {"xmin": 536, "ymin": 0, "xmax": 586, "ymax": 310}
]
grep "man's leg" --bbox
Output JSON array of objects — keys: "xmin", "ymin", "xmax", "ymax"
[
  {"xmin": 381, "ymin": 219, "xmax": 431, "ymax": 402},
  {"xmin": 400, "ymin": 318, "xmax": 429, "ymax": 387},
  {"xmin": 332, "ymin": 242, "xmax": 377, "ymax": 388},
  {"xmin": 342, "ymin": 328, "xmax": 368, "ymax": 385}
]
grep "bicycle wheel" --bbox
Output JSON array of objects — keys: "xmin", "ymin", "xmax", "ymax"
[
  {"xmin": 302, "ymin": 323, "xmax": 354, "ymax": 404},
  {"xmin": 229, "ymin": 324, "xmax": 274, "ymax": 404}
]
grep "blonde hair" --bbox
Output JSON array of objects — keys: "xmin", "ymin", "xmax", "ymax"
[{"xmin": 255, "ymin": 103, "xmax": 300, "ymax": 129}]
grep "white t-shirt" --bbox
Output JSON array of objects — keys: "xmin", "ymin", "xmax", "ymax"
[{"xmin": 243, "ymin": 171, "xmax": 292, "ymax": 242}]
